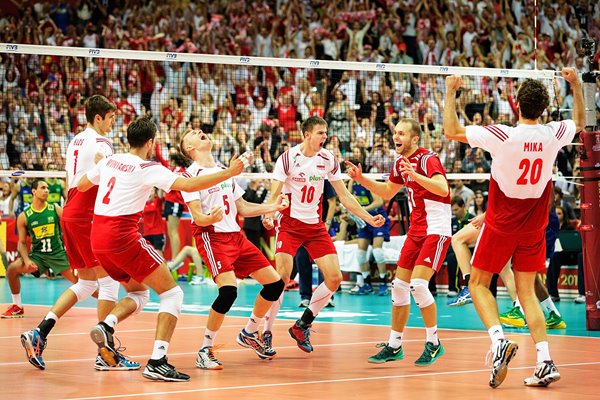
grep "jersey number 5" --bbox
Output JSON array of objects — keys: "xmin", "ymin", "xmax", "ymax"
[
  {"xmin": 102, "ymin": 177, "xmax": 117, "ymax": 204},
  {"xmin": 517, "ymin": 158, "xmax": 543, "ymax": 185}
]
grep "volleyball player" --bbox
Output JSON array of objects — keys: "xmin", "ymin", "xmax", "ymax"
[
  {"xmin": 179, "ymin": 128, "xmax": 287, "ymax": 369},
  {"xmin": 261, "ymin": 116, "xmax": 385, "ymax": 353},
  {"xmin": 443, "ymin": 67, "xmax": 584, "ymax": 388},
  {"xmin": 346, "ymin": 118, "xmax": 451, "ymax": 366}
]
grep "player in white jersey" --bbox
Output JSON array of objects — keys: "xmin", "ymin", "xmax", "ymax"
[
  {"xmin": 20, "ymin": 95, "xmax": 139, "ymax": 372},
  {"xmin": 444, "ymin": 68, "xmax": 585, "ymax": 388},
  {"xmin": 261, "ymin": 116, "xmax": 385, "ymax": 353},
  {"xmin": 178, "ymin": 128, "xmax": 288, "ymax": 369},
  {"xmin": 77, "ymin": 117, "xmax": 244, "ymax": 382},
  {"xmin": 346, "ymin": 118, "xmax": 451, "ymax": 367}
]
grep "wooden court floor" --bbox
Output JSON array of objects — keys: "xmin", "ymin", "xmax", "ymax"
[{"xmin": 1, "ymin": 305, "xmax": 599, "ymax": 400}]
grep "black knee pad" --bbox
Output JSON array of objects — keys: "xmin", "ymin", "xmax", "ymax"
[
  {"xmin": 260, "ymin": 279, "xmax": 285, "ymax": 301},
  {"xmin": 211, "ymin": 285, "xmax": 237, "ymax": 314}
]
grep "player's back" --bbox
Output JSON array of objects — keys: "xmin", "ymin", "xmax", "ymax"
[
  {"xmin": 467, "ymin": 121, "xmax": 576, "ymax": 233},
  {"xmin": 63, "ymin": 128, "xmax": 113, "ymax": 221},
  {"xmin": 90, "ymin": 153, "xmax": 177, "ymax": 252}
]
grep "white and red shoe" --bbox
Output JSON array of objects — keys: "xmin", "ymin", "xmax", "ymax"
[{"xmin": 1, "ymin": 304, "xmax": 24, "ymax": 318}]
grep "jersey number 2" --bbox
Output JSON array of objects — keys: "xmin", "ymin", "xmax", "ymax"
[
  {"xmin": 517, "ymin": 158, "xmax": 543, "ymax": 185},
  {"xmin": 102, "ymin": 177, "xmax": 117, "ymax": 204}
]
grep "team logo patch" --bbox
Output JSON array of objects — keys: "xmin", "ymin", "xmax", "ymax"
[
  {"xmin": 316, "ymin": 164, "xmax": 325, "ymax": 170},
  {"xmin": 292, "ymin": 177, "xmax": 306, "ymax": 183},
  {"xmin": 277, "ymin": 241, "xmax": 283, "ymax": 249},
  {"xmin": 208, "ymin": 187, "xmax": 220, "ymax": 194}
]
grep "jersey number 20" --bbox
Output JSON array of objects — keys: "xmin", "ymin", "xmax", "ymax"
[{"xmin": 517, "ymin": 158, "xmax": 543, "ymax": 185}]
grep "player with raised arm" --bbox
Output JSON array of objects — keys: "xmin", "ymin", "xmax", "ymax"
[
  {"xmin": 346, "ymin": 118, "xmax": 451, "ymax": 367},
  {"xmin": 19, "ymin": 95, "xmax": 138, "ymax": 371},
  {"xmin": 77, "ymin": 117, "xmax": 244, "ymax": 381},
  {"xmin": 261, "ymin": 116, "xmax": 385, "ymax": 353},
  {"xmin": 443, "ymin": 68, "xmax": 584, "ymax": 388},
  {"xmin": 179, "ymin": 128, "xmax": 288, "ymax": 370}
]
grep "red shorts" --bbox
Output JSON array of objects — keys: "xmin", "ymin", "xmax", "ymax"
[
  {"xmin": 195, "ymin": 231, "xmax": 271, "ymax": 279},
  {"xmin": 398, "ymin": 234, "xmax": 451, "ymax": 271},
  {"xmin": 62, "ymin": 220, "xmax": 98, "ymax": 270},
  {"xmin": 472, "ymin": 224, "xmax": 545, "ymax": 274},
  {"xmin": 276, "ymin": 216, "xmax": 336, "ymax": 260},
  {"xmin": 93, "ymin": 234, "xmax": 164, "ymax": 283}
]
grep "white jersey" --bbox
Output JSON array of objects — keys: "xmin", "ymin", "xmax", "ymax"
[
  {"xmin": 181, "ymin": 163, "xmax": 244, "ymax": 233},
  {"xmin": 273, "ymin": 145, "xmax": 342, "ymax": 224},
  {"xmin": 63, "ymin": 127, "xmax": 114, "ymax": 221},
  {"xmin": 466, "ymin": 121, "xmax": 576, "ymax": 199},
  {"xmin": 466, "ymin": 120, "xmax": 576, "ymax": 233},
  {"xmin": 65, "ymin": 127, "xmax": 113, "ymax": 189},
  {"xmin": 87, "ymin": 153, "xmax": 178, "ymax": 217}
]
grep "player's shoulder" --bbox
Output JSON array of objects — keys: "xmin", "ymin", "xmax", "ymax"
[
  {"xmin": 139, "ymin": 160, "xmax": 162, "ymax": 170},
  {"xmin": 479, "ymin": 123, "xmax": 512, "ymax": 142}
]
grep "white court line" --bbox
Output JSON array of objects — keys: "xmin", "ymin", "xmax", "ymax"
[
  {"xmin": 0, "ymin": 335, "xmax": 492, "ymax": 367},
  {"xmin": 8, "ymin": 304, "xmax": 600, "ymax": 340},
  {"xmin": 62, "ymin": 361, "xmax": 600, "ymax": 400},
  {"xmin": 0, "ymin": 323, "xmax": 291, "ymax": 340}
]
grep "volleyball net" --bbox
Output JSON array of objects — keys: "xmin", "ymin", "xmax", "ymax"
[{"xmin": 0, "ymin": 43, "xmax": 565, "ymax": 183}]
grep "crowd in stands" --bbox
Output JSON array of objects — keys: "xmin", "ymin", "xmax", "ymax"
[{"xmin": 0, "ymin": 0, "xmax": 598, "ymax": 220}]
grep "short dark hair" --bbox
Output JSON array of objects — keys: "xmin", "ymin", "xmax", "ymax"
[
  {"xmin": 451, "ymin": 195, "xmax": 465, "ymax": 207},
  {"xmin": 127, "ymin": 116, "xmax": 157, "ymax": 148},
  {"xmin": 85, "ymin": 95, "xmax": 117, "ymax": 124},
  {"xmin": 301, "ymin": 116, "xmax": 327, "ymax": 135},
  {"xmin": 31, "ymin": 179, "xmax": 46, "ymax": 190},
  {"xmin": 516, "ymin": 79, "xmax": 549, "ymax": 120}
]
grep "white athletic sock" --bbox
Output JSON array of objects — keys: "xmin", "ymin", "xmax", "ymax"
[
  {"xmin": 151, "ymin": 340, "xmax": 169, "ymax": 360},
  {"xmin": 536, "ymin": 341, "xmax": 551, "ymax": 363},
  {"xmin": 488, "ymin": 325, "xmax": 505, "ymax": 345},
  {"xmin": 388, "ymin": 330, "xmax": 403, "ymax": 349},
  {"xmin": 263, "ymin": 292, "xmax": 284, "ymax": 333},
  {"xmin": 361, "ymin": 271, "xmax": 370, "ymax": 279},
  {"xmin": 245, "ymin": 313, "xmax": 262, "ymax": 334},
  {"xmin": 307, "ymin": 282, "xmax": 334, "ymax": 316},
  {"xmin": 104, "ymin": 314, "xmax": 118, "ymax": 329},
  {"xmin": 356, "ymin": 274, "xmax": 365, "ymax": 286},
  {"xmin": 379, "ymin": 273, "xmax": 387, "ymax": 280},
  {"xmin": 426, "ymin": 325, "xmax": 439, "ymax": 345},
  {"xmin": 11, "ymin": 293, "xmax": 22, "ymax": 308},
  {"xmin": 202, "ymin": 328, "xmax": 217, "ymax": 349},
  {"xmin": 541, "ymin": 297, "xmax": 560, "ymax": 317},
  {"xmin": 45, "ymin": 311, "xmax": 58, "ymax": 321}
]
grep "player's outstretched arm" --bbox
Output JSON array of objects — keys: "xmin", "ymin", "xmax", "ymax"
[
  {"xmin": 345, "ymin": 160, "xmax": 401, "ymax": 200},
  {"xmin": 562, "ymin": 67, "xmax": 585, "ymax": 132},
  {"xmin": 173, "ymin": 155, "xmax": 244, "ymax": 192},
  {"xmin": 331, "ymin": 180, "xmax": 385, "ymax": 228},
  {"xmin": 444, "ymin": 75, "xmax": 468, "ymax": 143},
  {"xmin": 236, "ymin": 194, "xmax": 289, "ymax": 218}
]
